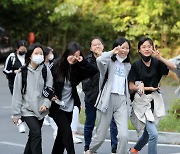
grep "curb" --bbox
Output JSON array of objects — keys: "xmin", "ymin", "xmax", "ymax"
[{"xmin": 77, "ymin": 124, "xmax": 180, "ymax": 145}]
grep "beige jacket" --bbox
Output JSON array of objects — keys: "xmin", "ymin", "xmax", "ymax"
[{"xmin": 130, "ymin": 91, "xmax": 165, "ymax": 133}]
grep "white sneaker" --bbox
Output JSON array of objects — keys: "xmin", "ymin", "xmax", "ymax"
[
  {"xmin": 83, "ymin": 150, "xmax": 93, "ymax": 154},
  {"xmin": 18, "ymin": 122, "xmax": 26, "ymax": 133},
  {"xmin": 73, "ymin": 136, "xmax": 82, "ymax": 144}
]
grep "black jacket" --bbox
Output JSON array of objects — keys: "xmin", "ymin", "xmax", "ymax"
[
  {"xmin": 82, "ymin": 52, "xmax": 100, "ymax": 105},
  {"xmin": 3, "ymin": 53, "xmax": 23, "ymax": 82},
  {"xmin": 51, "ymin": 58, "xmax": 98, "ymax": 111}
]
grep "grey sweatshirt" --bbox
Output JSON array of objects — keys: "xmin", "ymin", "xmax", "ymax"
[{"xmin": 12, "ymin": 64, "xmax": 53, "ymax": 120}]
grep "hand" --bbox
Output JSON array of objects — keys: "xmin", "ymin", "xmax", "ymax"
[
  {"xmin": 94, "ymin": 48, "xmax": 102, "ymax": 58},
  {"xmin": 137, "ymin": 82, "xmax": 144, "ymax": 95},
  {"xmin": 76, "ymin": 56, "xmax": 83, "ymax": 62},
  {"xmin": 12, "ymin": 116, "xmax": 19, "ymax": 125},
  {"xmin": 14, "ymin": 69, "xmax": 20, "ymax": 74},
  {"xmin": 112, "ymin": 45, "xmax": 126, "ymax": 55},
  {"xmin": 148, "ymin": 87, "xmax": 159, "ymax": 92},
  {"xmin": 152, "ymin": 46, "xmax": 161, "ymax": 60},
  {"xmin": 51, "ymin": 95, "xmax": 58, "ymax": 101},
  {"xmin": 39, "ymin": 105, "xmax": 47, "ymax": 112}
]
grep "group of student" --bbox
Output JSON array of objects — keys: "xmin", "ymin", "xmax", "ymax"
[{"xmin": 2, "ymin": 36, "xmax": 179, "ymax": 154}]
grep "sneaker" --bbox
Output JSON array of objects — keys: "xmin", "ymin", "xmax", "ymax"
[
  {"xmin": 73, "ymin": 136, "xmax": 82, "ymax": 144},
  {"xmin": 18, "ymin": 122, "xmax": 26, "ymax": 133},
  {"xmin": 129, "ymin": 147, "xmax": 139, "ymax": 154},
  {"xmin": 83, "ymin": 150, "xmax": 93, "ymax": 154},
  {"xmin": 111, "ymin": 147, "xmax": 116, "ymax": 154}
]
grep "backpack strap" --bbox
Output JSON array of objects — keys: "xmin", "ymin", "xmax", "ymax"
[
  {"xmin": 42, "ymin": 64, "xmax": 47, "ymax": 87},
  {"xmin": 21, "ymin": 66, "xmax": 28, "ymax": 95}
]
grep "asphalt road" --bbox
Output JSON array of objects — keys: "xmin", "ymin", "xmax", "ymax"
[{"xmin": 0, "ymin": 65, "xmax": 180, "ymax": 154}]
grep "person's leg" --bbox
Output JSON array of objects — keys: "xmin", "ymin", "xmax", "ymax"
[
  {"xmin": 71, "ymin": 106, "xmax": 79, "ymax": 133},
  {"xmin": 134, "ymin": 126, "xmax": 149, "ymax": 151},
  {"xmin": 113, "ymin": 95, "xmax": 128, "ymax": 154},
  {"xmin": 146, "ymin": 121, "xmax": 158, "ymax": 154},
  {"xmin": 90, "ymin": 95, "xmax": 114, "ymax": 153},
  {"xmin": 49, "ymin": 117, "xmax": 57, "ymax": 139},
  {"xmin": 134, "ymin": 121, "xmax": 158, "ymax": 154},
  {"xmin": 71, "ymin": 106, "xmax": 82, "ymax": 143},
  {"xmin": 52, "ymin": 109, "xmax": 75, "ymax": 154},
  {"xmin": 84, "ymin": 103, "xmax": 96, "ymax": 151},
  {"xmin": 110, "ymin": 116, "xmax": 118, "ymax": 153},
  {"xmin": 23, "ymin": 116, "xmax": 43, "ymax": 154}
]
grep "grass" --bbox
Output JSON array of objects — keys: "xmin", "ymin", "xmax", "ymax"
[{"xmin": 79, "ymin": 108, "xmax": 180, "ymax": 133}]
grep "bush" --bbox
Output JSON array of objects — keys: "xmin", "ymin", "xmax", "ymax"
[{"xmin": 168, "ymin": 99, "xmax": 180, "ymax": 119}]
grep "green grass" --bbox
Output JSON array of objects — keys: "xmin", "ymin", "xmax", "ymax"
[
  {"xmin": 158, "ymin": 115, "xmax": 180, "ymax": 132},
  {"xmin": 79, "ymin": 108, "xmax": 180, "ymax": 132}
]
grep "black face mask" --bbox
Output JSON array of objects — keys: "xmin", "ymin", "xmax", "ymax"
[
  {"xmin": 19, "ymin": 51, "xmax": 26, "ymax": 56},
  {"xmin": 140, "ymin": 54, "xmax": 151, "ymax": 62}
]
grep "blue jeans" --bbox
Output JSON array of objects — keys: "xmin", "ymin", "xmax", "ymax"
[
  {"xmin": 134, "ymin": 120, "xmax": 158, "ymax": 154},
  {"xmin": 84, "ymin": 103, "xmax": 118, "ymax": 152}
]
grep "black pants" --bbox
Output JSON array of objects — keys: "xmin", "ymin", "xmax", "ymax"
[
  {"xmin": 23, "ymin": 116, "xmax": 44, "ymax": 154},
  {"xmin": 50, "ymin": 103, "xmax": 75, "ymax": 154}
]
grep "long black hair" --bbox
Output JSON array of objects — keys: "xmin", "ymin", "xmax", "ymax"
[
  {"xmin": 111, "ymin": 37, "xmax": 131, "ymax": 62},
  {"xmin": 53, "ymin": 42, "xmax": 84, "ymax": 82}
]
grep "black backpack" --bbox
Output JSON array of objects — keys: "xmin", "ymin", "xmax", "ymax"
[{"xmin": 21, "ymin": 64, "xmax": 47, "ymax": 95}]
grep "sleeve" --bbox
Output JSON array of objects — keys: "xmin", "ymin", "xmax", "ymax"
[
  {"xmin": 128, "ymin": 62, "xmax": 138, "ymax": 83},
  {"xmin": 11, "ymin": 72, "xmax": 23, "ymax": 118},
  {"xmin": 169, "ymin": 56, "xmax": 180, "ymax": 78},
  {"xmin": 43, "ymin": 67, "xmax": 53, "ymax": 108},
  {"xmin": 158, "ymin": 60, "xmax": 169, "ymax": 76},
  {"xmin": 96, "ymin": 51, "xmax": 114, "ymax": 76},
  {"xmin": 3, "ymin": 53, "xmax": 14, "ymax": 77},
  {"xmin": 71, "ymin": 59, "xmax": 99, "ymax": 85}
]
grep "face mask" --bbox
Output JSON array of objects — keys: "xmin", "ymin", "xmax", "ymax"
[
  {"xmin": 116, "ymin": 54, "xmax": 127, "ymax": 63},
  {"xmin": 140, "ymin": 54, "xmax": 151, "ymax": 62},
  {"xmin": 48, "ymin": 54, "xmax": 54, "ymax": 61},
  {"xmin": 19, "ymin": 51, "xmax": 26, "ymax": 56},
  {"xmin": 31, "ymin": 55, "xmax": 44, "ymax": 65}
]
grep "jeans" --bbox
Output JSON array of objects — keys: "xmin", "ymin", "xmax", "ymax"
[
  {"xmin": 110, "ymin": 117, "xmax": 118, "ymax": 152},
  {"xmin": 23, "ymin": 116, "xmax": 44, "ymax": 154},
  {"xmin": 134, "ymin": 120, "xmax": 158, "ymax": 154},
  {"xmin": 84, "ymin": 103, "xmax": 118, "ymax": 152}
]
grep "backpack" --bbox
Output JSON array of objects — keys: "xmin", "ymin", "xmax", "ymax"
[{"xmin": 21, "ymin": 64, "xmax": 47, "ymax": 95}]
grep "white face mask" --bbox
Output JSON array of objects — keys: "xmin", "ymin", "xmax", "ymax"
[
  {"xmin": 31, "ymin": 55, "xmax": 44, "ymax": 65},
  {"xmin": 48, "ymin": 54, "xmax": 54, "ymax": 61},
  {"xmin": 116, "ymin": 54, "xmax": 127, "ymax": 63}
]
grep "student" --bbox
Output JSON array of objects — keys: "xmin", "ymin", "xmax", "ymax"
[
  {"xmin": 49, "ymin": 42, "xmax": 98, "ymax": 154},
  {"xmin": 43, "ymin": 46, "xmax": 55, "ymax": 126},
  {"xmin": 89, "ymin": 37, "xmax": 131, "ymax": 154},
  {"xmin": 3, "ymin": 40, "xmax": 27, "ymax": 133},
  {"xmin": 82, "ymin": 37, "xmax": 118, "ymax": 154},
  {"xmin": 128, "ymin": 37, "xmax": 176, "ymax": 154},
  {"xmin": 11, "ymin": 43, "xmax": 53, "ymax": 154}
]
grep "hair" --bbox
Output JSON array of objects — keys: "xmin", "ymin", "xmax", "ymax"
[
  {"xmin": 138, "ymin": 37, "xmax": 154, "ymax": 50},
  {"xmin": 54, "ymin": 42, "xmax": 84, "ymax": 82},
  {"xmin": 111, "ymin": 37, "xmax": 131, "ymax": 62},
  {"xmin": 43, "ymin": 47, "xmax": 53, "ymax": 57},
  {"xmin": 89, "ymin": 37, "xmax": 104, "ymax": 47},
  {"xmin": 16, "ymin": 40, "xmax": 27, "ymax": 49},
  {"xmin": 25, "ymin": 43, "xmax": 44, "ymax": 66}
]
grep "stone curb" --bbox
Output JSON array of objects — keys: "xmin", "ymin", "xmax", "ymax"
[{"xmin": 77, "ymin": 124, "xmax": 180, "ymax": 145}]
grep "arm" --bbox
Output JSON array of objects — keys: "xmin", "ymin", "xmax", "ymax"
[
  {"xmin": 152, "ymin": 48, "xmax": 176, "ymax": 70},
  {"xmin": 11, "ymin": 72, "xmax": 23, "ymax": 124},
  {"xmin": 3, "ymin": 53, "xmax": 15, "ymax": 76}
]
